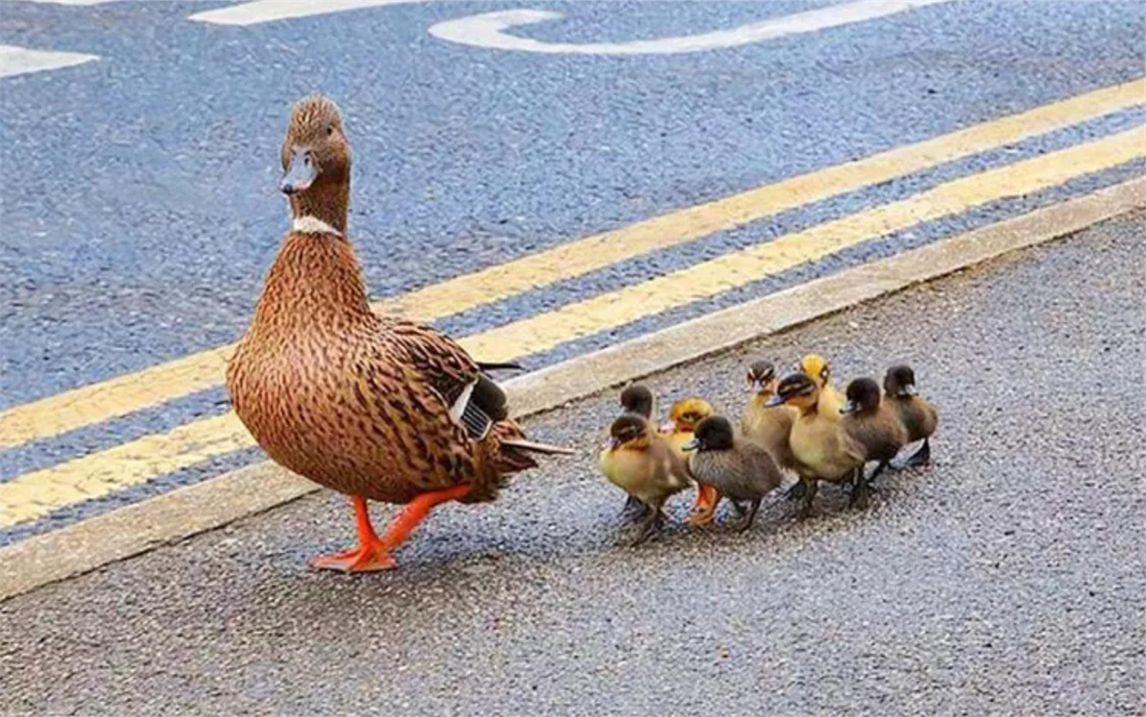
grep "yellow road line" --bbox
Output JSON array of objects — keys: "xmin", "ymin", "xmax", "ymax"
[
  {"xmin": 463, "ymin": 126, "xmax": 1146, "ymax": 360},
  {"xmin": 2, "ymin": 124, "xmax": 1142, "ymax": 528},
  {"xmin": 2, "ymin": 78, "xmax": 1143, "ymax": 450}
]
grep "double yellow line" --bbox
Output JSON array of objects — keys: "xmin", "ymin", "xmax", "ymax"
[{"xmin": 1, "ymin": 79, "xmax": 1144, "ymax": 527}]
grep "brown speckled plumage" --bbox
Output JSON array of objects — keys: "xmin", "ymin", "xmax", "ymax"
[{"xmin": 226, "ymin": 96, "xmax": 547, "ymax": 512}]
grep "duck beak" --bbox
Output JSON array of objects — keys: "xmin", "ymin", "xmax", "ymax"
[
  {"xmin": 280, "ymin": 147, "xmax": 316, "ymax": 195},
  {"xmin": 764, "ymin": 394, "xmax": 785, "ymax": 407},
  {"xmin": 840, "ymin": 400, "xmax": 859, "ymax": 415},
  {"xmin": 681, "ymin": 438, "xmax": 699, "ymax": 452}
]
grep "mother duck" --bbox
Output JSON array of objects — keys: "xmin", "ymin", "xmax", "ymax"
[{"xmin": 227, "ymin": 95, "xmax": 571, "ymax": 572}]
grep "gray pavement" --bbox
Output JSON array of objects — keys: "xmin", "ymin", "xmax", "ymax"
[
  {"xmin": 1, "ymin": 212, "xmax": 1143, "ymax": 715},
  {"xmin": 3, "ymin": 0, "xmax": 1145, "ymax": 537}
]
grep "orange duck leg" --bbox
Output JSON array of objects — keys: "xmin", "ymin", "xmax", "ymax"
[
  {"xmin": 686, "ymin": 484, "xmax": 720, "ymax": 526},
  {"xmin": 311, "ymin": 484, "xmax": 472, "ymax": 572}
]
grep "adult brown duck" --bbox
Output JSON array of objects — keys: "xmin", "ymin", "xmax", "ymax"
[{"xmin": 226, "ymin": 96, "xmax": 571, "ymax": 572}]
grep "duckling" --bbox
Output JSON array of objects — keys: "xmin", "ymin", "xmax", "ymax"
[
  {"xmin": 740, "ymin": 359, "xmax": 799, "ymax": 471},
  {"xmin": 227, "ymin": 95, "xmax": 572, "ymax": 572},
  {"xmin": 883, "ymin": 365, "xmax": 939, "ymax": 466},
  {"xmin": 839, "ymin": 377, "xmax": 908, "ymax": 505},
  {"xmin": 617, "ymin": 384, "xmax": 657, "ymax": 517},
  {"xmin": 661, "ymin": 397, "xmax": 718, "ymax": 524},
  {"xmin": 598, "ymin": 414, "xmax": 692, "ymax": 544},
  {"xmin": 767, "ymin": 373, "xmax": 865, "ymax": 517},
  {"xmin": 796, "ymin": 353, "xmax": 846, "ymax": 420},
  {"xmin": 683, "ymin": 416, "xmax": 782, "ymax": 532}
]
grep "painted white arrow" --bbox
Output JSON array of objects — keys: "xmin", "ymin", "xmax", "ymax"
[{"xmin": 430, "ymin": 0, "xmax": 954, "ymax": 55}]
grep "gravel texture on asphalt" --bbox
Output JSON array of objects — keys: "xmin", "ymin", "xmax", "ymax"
[{"xmin": 1, "ymin": 212, "xmax": 1142, "ymax": 715}]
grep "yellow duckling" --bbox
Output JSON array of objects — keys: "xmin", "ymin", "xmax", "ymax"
[
  {"xmin": 839, "ymin": 377, "xmax": 908, "ymax": 506},
  {"xmin": 599, "ymin": 414, "xmax": 691, "ymax": 544},
  {"xmin": 740, "ymin": 359, "xmax": 799, "ymax": 471},
  {"xmin": 796, "ymin": 353, "xmax": 846, "ymax": 420},
  {"xmin": 660, "ymin": 397, "xmax": 718, "ymax": 524},
  {"xmin": 883, "ymin": 364, "xmax": 939, "ymax": 466},
  {"xmin": 767, "ymin": 373, "xmax": 865, "ymax": 517}
]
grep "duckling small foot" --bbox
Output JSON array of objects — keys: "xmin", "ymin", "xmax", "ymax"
[
  {"xmin": 903, "ymin": 439, "xmax": 931, "ymax": 467},
  {"xmin": 903, "ymin": 437, "xmax": 930, "ymax": 467},
  {"xmin": 310, "ymin": 544, "xmax": 397, "ymax": 572},
  {"xmin": 620, "ymin": 495, "xmax": 647, "ymax": 520},
  {"xmin": 685, "ymin": 485, "xmax": 720, "ymax": 526},
  {"xmin": 629, "ymin": 508, "xmax": 664, "ymax": 546},
  {"xmin": 798, "ymin": 481, "xmax": 819, "ymax": 519},
  {"xmin": 786, "ymin": 479, "xmax": 807, "ymax": 501},
  {"xmin": 727, "ymin": 499, "xmax": 762, "ymax": 532}
]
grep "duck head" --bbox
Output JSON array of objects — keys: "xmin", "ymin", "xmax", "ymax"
[
  {"xmin": 795, "ymin": 353, "xmax": 832, "ymax": 389},
  {"xmin": 682, "ymin": 415, "xmax": 734, "ymax": 452},
  {"xmin": 608, "ymin": 414, "xmax": 652, "ymax": 451},
  {"xmin": 619, "ymin": 384, "xmax": 655, "ymax": 420},
  {"xmin": 746, "ymin": 360, "xmax": 778, "ymax": 397},
  {"xmin": 280, "ymin": 95, "xmax": 351, "ymax": 234},
  {"xmin": 841, "ymin": 377, "xmax": 881, "ymax": 416},
  {"xmin": 766, "ymin": 373, "xmax": 820, "ymax": 414},
  {"xmin": 662, "ymin": 396, "xmax": 714, "ymax": 433},
  {"xmin": 883, "ymin": 365, "xmax": 918, "ymax": 399}
]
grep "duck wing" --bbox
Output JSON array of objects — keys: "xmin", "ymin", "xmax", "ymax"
[{"xmin": 381, "ymin": 319, "xmax": 507, "ymax": 440}]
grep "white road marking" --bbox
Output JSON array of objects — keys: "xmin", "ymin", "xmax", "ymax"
[
  {"xmin": 429, "ymin": 0, "xmax": 954, "ymax": 55},
  {"xmin": 0, "ymin": 44, "xmax": 98, "ymax": 79},
  {"xmin": 189, "ymin": 0, "xmax": 431, "ymax": 26}
]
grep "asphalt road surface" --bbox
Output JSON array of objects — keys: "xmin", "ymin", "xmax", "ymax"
[
  {"xmin": 1, "ymin": 0, "xmax": 1144, "ymax": 538},
  {"xmin": 2, "ymin": 212, "xmax": 1141, "ymax": 716}
]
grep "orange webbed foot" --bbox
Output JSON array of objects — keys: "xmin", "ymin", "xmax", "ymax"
[
  {"xmin": 686, "ymin": 484, "xmax": 720, "ymax": 526},
  {"xmin": 310, "ymin": 544, "xmax": 398, "ymax": 572}
]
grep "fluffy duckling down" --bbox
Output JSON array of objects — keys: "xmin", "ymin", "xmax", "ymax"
[
  {"xmin": 683, "ymin": 416, "xmax": 783, "ymax": 532},
  {"xmin": 616, "ymin": 384, "xmax": 656, "ymax": 516},
  {"xmin": 598, "ymin": 414, "xmax": 692, "ymax": 544},
  {"xmin": 884, "ymin": 365, "xmax": 939, "ymax": 467},
  {"xmin": 768, "ymin": 373, "xmax": 865, "ymax": 517},
  {"xmin": 662, "ymin": 397, "xmax": 720, "ymax": 524},
  {"xmin": 740, "ymin": 359, "xmax": 799, "ymax": 472},
  {"xmin": 796, "ymin": 353, "xmax": 846, "ymax": 420},
  {"xmin": 839, "ymin": 377, "xmax": 908, "ymax": 506}
]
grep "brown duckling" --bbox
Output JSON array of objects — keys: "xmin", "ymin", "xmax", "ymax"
[
  {"xmin": 796, "ymin": 353, "xmax": 846, "ymax": 420},
  {"xmin": 598, "ymin": 414, "xmax": 691, "ymax": 544},
  {"xmin": 884, "ymin": 365, "xmax": 939, "ymax": 466},
  {"xmin": 840, "ymin": 377, "xmax": 908, "ymax": 505},
  {"xmin": 227, "ymin": 96, "xmax": 572, "ymax": 572},
  {"xmin": 661, "ymin": 397, "xmax": 719, "ymax": 524},
  {"xmin": 767, "ymin": 373, "xmax": 865, "ymax": 517},
  {"xmin": 683, "ymin": 416, "xmax": 782, "ymax": 532},
  {"xmin": 740, "ymin": 359, "xmax": 799, "ymax": 471}
]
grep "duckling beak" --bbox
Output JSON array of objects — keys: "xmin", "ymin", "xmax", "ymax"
[
  {"xmin": 840, "ymin": 400, "xmax": 859, "ymax": 415},
  {"xmin": 749, "ymin": 378, "xmax": 765, "ymax": 393},
  {"xmin": 764, "ymin": 394, "xmax": 785, "ymax": 407},
  {"xmin": 658, "ymin": 420, "xmax": 675, "ymax": 434},
  {"xmin": 681, "ymin": 438, "xmax": 699, "ymax": 452},
  {"xmin": 280, "ymin": 147, "xmax": 316, "ymax": 195},
  {"xmin": 900, "ymin": 385, "xmax": 918, "ymax": 397},
  {"xmin": 605, "ymin": 437, "xmax": 621, "ymax": 450}
]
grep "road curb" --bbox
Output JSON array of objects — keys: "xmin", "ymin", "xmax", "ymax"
[{"xmin": 2, "ymin": 177, "xmax": 1142, "ymax": 602}]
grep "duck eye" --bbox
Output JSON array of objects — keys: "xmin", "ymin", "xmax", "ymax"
[{"xmin": 326, "ymin": 125, "xmax": 334, "ymax": 136}]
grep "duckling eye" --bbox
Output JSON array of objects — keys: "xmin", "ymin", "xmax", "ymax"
[{"xmin": 326, "ymin": 125, "xmax": 334, "ymax": 136}]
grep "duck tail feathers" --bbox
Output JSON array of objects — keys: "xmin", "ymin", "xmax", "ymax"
[{"xmin": 499, "ymin": 438, "xmax": 577, "ymax": 455}]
